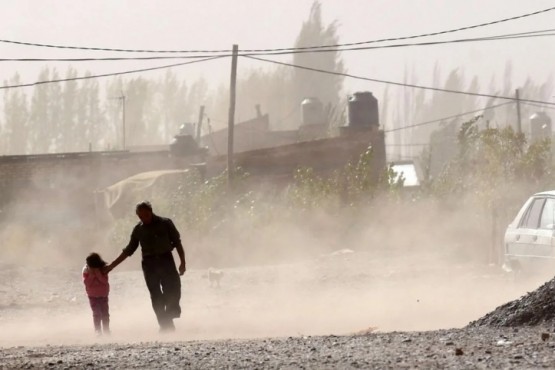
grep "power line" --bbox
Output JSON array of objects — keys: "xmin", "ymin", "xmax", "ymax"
[
  {"xmin": 3, "ymin": 29, "xmax": 555, "ymax": 62},
  {"xmin": 0, "ymin": 6, "xmax": 553, "ymax": 54},
  {"xmin": 0, "ymin": 54, "xmax": 227, "ymax": 62},
  {"xmin": 384, "ymin": 103, "xmax": 513, "ymax": 133},
  {"xmin": 251, "ymin": 29, "xmax": 555, "ymax": 57},
  {"xmin": 245, "ymin": 56, "xmax": 555, "ymax": 107},
  {"xmin": 261, "ymin": 6, "xmax": 555, "ymax": 52},
  {"xmin": 519, "ymin": 101, "xmax": 555, "ymax": 111},
  {"xmin": 0, "ymin": 56, "xmax": 226, "ymax": 90}
]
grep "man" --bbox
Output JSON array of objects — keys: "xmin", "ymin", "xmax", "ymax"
[{"xmin": 106, "ymin": 201, "xmax": 186, "ymax": 332}]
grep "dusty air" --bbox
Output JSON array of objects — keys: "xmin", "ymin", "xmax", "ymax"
[{"xmin": 1, "ymin": 1, "xmax": 555, "ymax": 368}]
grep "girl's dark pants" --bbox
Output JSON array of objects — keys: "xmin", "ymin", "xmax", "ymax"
[
  {"xmin": 88, "ymin": 296, "xmax": 110, "ymax": 333},
  {"xmin": 141, "ymin": 252, "xmax": 181, "ymax": 330}
]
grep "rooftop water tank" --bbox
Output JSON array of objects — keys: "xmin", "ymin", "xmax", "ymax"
[
  {"xmin": 170, "ymin": 123, "xmax": 199, "ymax": 156},
  {"xmin": 301, "ymin": 97, "xmax": 325, "ymax": 126},
  {"xmin": 178, "ymin": 123, "xmax": 195, "ymax": 136},
  {"xmin": 348, "ymin": 91, "xmax": 379, "ymax": 127},
  {"xmin": 530, "ymin": 111, "xmax": 552, "ymax": 142}
]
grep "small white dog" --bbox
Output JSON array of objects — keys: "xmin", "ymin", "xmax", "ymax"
[{"xmin": 208, "ymin": 268, "xmax": 224, "ymax": 288}]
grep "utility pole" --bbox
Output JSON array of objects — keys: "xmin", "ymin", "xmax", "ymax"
[
  {"xmin": 515, "ymin": 88, "xmax": 522, "ymax": 134},
  {"xmin": 196, "ymin": 105, "xmax": 205, "ymax": 143},
  {"xmin": 227, "ymin": 44, "xmax": 239, "ymax": 186}
]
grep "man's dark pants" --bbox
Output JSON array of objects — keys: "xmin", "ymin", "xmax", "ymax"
[{"xmin": 141, "ymin": 252, "xmax": 181, "ymax": 330}]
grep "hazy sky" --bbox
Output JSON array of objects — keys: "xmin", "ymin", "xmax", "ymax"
[{"xmin": 1, "ymin": 0, "xmax": 554, "ymax": 105}]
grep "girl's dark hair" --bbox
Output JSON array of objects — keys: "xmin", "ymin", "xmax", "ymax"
[{"xmin": 86, "ymin": 253, "xmax": 107, "ymax": 269}]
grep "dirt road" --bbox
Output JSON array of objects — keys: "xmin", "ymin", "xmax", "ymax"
[{"xmin": 1, "ymin": 250, "xmax": 553, "ymax": 368}]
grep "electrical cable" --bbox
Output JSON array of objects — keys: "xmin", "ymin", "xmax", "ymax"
[
  {"xmin": 244, "ymin": 56, "xmax": 555, "ymax": 107},
  {"xmin": 384, "ymin": 102, "xmax": 512, "ymax": 133},
  {"xmin": 519, "ymin": 101, "xmax": 555, "ymax": 111},
  {"xmin": 2, "ymin": 28, "xmax": 555, "ymax": 62},
  {"xmin": 250, "ymin": 29, "xmax": 555, "ymax": 57},
  {"xmin": 0, "ymin": 6, "xmax": 553, "ymax": 53},
  {"xmin": 0, "ymin": 54, "xmax": 228, "ymax": 62},
  {"xmin": 0, "ymin": 55, "xmax": 227, "ymax": 90}
]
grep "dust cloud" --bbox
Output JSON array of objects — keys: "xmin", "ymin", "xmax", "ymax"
[{"xmin": 0, "ymin": 172, "xmax": 551, "ymax": 348}]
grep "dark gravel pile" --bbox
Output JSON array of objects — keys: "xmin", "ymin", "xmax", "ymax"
[
  {"xmin": 469, "ymin": 277, "xmax": 555, "ymax": 328},
  {"xmin": 2, "ymin": 327, "xmax": 555, "ymax": 369}
]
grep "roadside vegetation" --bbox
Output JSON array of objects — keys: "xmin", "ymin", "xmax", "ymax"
[{"xmin": 108, "ymin": 115, "xmax": 554, "ymax": 267}]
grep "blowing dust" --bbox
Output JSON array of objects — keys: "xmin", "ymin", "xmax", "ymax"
[{"xmin": 0, "ymin": 183, "xmax": 551, "ymax": 348}]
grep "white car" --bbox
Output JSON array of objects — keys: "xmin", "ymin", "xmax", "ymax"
[{"xmin": 504, "ymin": 191, "xmax": 555, "ymax": 271}]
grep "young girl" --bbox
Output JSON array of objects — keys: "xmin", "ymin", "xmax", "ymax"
[{"xmin": 83, "ymin": 252, "xmax": 110, "ymax": 335}]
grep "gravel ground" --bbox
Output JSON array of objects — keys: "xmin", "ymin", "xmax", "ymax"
[
  {"xmin": 470, "ymin": 274, "xmax": 555, "ymax": 328},
  {"xmin": 1, "ymin": 251, "xmax": 554, "ymax": 369},
  {"xmin": 2, "ymin": 327, "xmax": 555, "ymax": 369}
]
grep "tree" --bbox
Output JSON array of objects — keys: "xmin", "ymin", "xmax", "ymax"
[
  {"xmin": 61, "ymin": 67, "xmax": 79, "ymax": 151},
  {"xmin": 3, "ymin": 73, "xmax": 29, "ymax": 154},
  {"xmin": 104, "ymin": 77, "xmax": 124, "ymax": 150},
  {"xmin": 126, "ymin": 77, "xmax": 153, "ymax": 146},
  {"xmin": 290, "ymin": 1, "xmax": 345, "ymax": 123},
  {"xmin": 28, "ymin": 67, "xmax": 51, "ymax": 153},
  {"xmin": 81, "ymin": 76, "xmax": 105, "ymax": 151},
  {"xmin": 158, "ymin": 70, "xmax": 187, "ymax": 141},
  {"xmin": 204, "ymin": 1, "xmax": 344, "ymax": 131},
  {"xmin": 48, "ymin": 68, "xmax": 63, "ymax": 151}
]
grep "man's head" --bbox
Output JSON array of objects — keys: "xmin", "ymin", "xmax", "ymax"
[{"xmin": 136, "ymin": 201, "xmax": 154, "ymax": 224}]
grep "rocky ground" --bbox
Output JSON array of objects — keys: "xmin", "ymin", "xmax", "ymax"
[
  {"xmin": 1, "ymin": 250, "xmax": 555, "ymax": 369},
  {"xmin": 470, "ymin": 273, "xmax": 555, "ymax": 328},
  {"xmin": 3, "ymin": 327, "xmax": 555, "ymax": 369}
]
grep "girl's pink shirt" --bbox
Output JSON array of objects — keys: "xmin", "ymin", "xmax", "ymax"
[{"xmin": 82, "ymin": 265, "xmax": 110, "ymax": 298}]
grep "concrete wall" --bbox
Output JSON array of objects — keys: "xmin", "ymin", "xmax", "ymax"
[
  {"xmin": 202, "ymin": 114, "xmax": 300, "ymax": 156},
  {"xmin": 0, "ymin": 126, "xmax": 385, "ymax": 218},
  {"xmin": 207, "ymin": 126, "xmax": 386, "ymax": 185},
  {"xmin": 0, "ymin": 150, "xmax": 202, "ymax": 215}
]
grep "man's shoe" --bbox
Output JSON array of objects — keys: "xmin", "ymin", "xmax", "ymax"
[{"xmin": 159, "ymin": 319, "xmax": 176, "ymax": 333}]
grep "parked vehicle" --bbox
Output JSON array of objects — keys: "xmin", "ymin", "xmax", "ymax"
[{"xmin": 504, "ymin": 191, "xmax": 555, "ymax": 273}]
